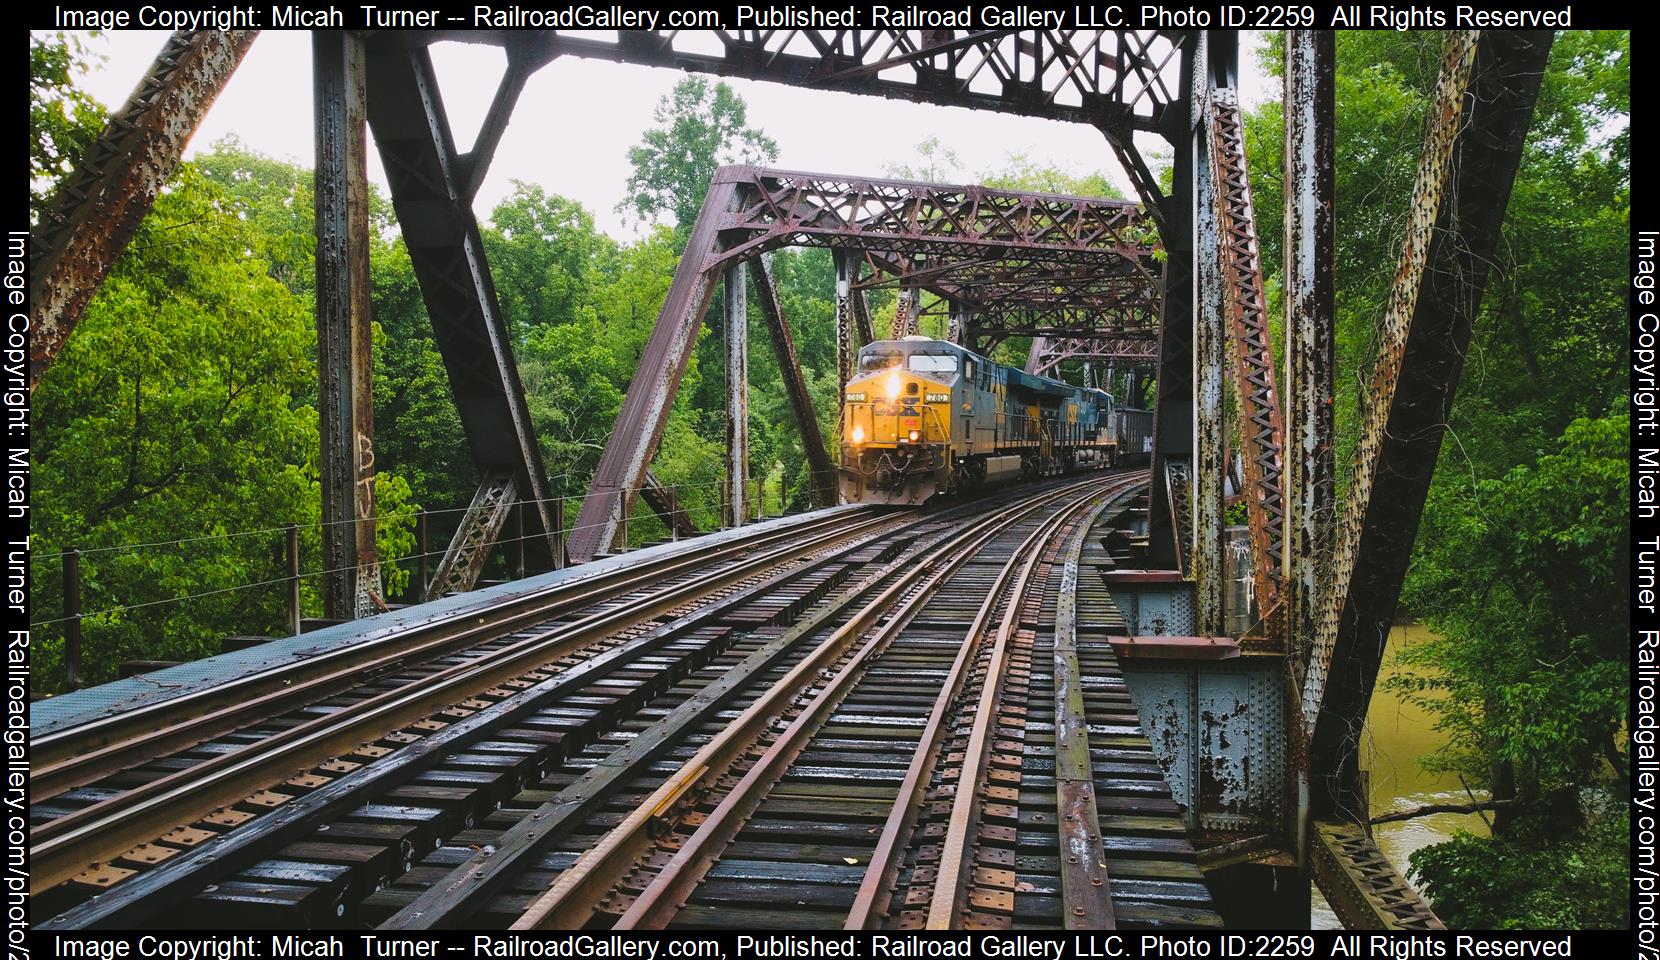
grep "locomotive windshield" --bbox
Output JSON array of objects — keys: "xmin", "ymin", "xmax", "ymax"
[
  {"xmin": 906, "ymin": 354, "xmax": 957, "ymax": 374},
  {"xmin": 859, "ymin": 352, "xmax": 900, "ymax": 372}
]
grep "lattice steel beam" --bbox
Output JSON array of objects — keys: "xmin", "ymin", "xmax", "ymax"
[
  {"xmin": 1210, "ymin": 88, "xmax": 1288, "ymax": 622},
  {"xmin": 30, "ymin": 29, "xmax": 255, "ymax": 390},
  {"xmin": 417, "ymin": 30, "xmax": 1188, "ymax": 132},
  {"xmin": 1302, "ymin": 30, "xmax": 1553, "ymax": 818},
  {"xmin": 1312, "ymin": 822, "xmax": 1443, "ymax": 930},
  {"xmin": 1028, "ymin": 336, "xmax": 1160, "ymax": 376},
  {"xmin": 427, "ymin": 472, "xmax": 517, "ymax": 599},
  {"xmin": 714, "ymin": 168, "xmax": 1159, "ymax": 274}
]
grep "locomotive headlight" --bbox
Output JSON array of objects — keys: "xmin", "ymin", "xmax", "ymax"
[
  {"xmin": 885, "ymin": 372, "xmax": 902, "ymax": 401},
  {"xmin": 908, "ymin": 429, "xmax": 921, "ymax": 442},
  {"xmin": 851, "ymin": 425, "xmax": 865, "ymax": 444}
]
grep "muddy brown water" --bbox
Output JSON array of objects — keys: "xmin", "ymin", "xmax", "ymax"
[{"xmin": 1308, "ymin": 623, "xmax": 1489, "ymax": 928}]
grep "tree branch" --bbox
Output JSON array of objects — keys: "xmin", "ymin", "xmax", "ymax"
[{"xmin": 1369, "ymin": 799, "xmax": 1514, "ymax": 825}]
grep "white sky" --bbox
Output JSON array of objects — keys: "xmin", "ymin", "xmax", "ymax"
[{"xmin": 70, "ymin": 30, "xmax": 1272, "ymax": 239}]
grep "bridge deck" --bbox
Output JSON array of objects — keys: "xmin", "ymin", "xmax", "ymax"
[{"xmin": 33, "ymin": 506, "xmax": 866, "ymax": 738}]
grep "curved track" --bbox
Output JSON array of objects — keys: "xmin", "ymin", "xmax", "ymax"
[{"xmin": 35, "ymin": 472, "xmax": 1219, "ymax": 930}]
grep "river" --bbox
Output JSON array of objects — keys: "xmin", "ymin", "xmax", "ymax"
[{"xmin": 1308, "ymin": 623, "xmax": 1489, "ymax": 928}]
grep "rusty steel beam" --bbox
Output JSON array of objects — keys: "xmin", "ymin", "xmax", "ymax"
[
  {"xmin": 314, "ymin": 32, "xmax": 380, "ymax": 620},
  {"xmin": 833, "ymin": 249, "xmax": 858, "ymax": 403},
  {"xmin": 893, "ymin": 286, "xmax": 921, "ymax": 339},
  {"xmin": 30, "ymin": 30, "xmax": 255, "ymax": 390},
  {"xmin": 426, "ymin": 471, "xmax": 517, "ymax": 599},
  {"xmin": 849, "ymin": 264, "xmax": 878, "ymax": 346},
  {"xmin": 725, "ymin": 262, "xmax": 750, "ymax": 528},
  {"xmin": 1312, "ymin": 822, "xmax": 1443, "ymax": 930},
  {"xmin": 1209, "ymin": 88, "xmax": 1288, "ymax": 622},
  {"xmin": 1191, "ymin": 65, "xmax": 1226, "ymax": 635},
  {"xmin": 363, "ymin": 36, "xmax": 560, "ymax": 566},
  {"xmin": 1107, "ymin": 36, "xmax": 1195, "ymax": 570},
  {"xmin": 639, "ymin": 471, "xmax": 698, "ymax": 539},
  {"xmin": 947, "ymin": 302, "xmax": 972, "ymax": 346},
  {"xmin": 567, "ymin": 175, "xmax": 742, "ymax": 563},
  {"xmin": 1284, "ymin": 31, "xmax": 1337, "ymax": 687},
  {"xmin": 752, "ymin": 254, "xmax": 838, "ymax": 508},
  {"xmin": 712, "ymin": 168, "xmax": 1158, "ymax": 277},
  {"xmin": 1030, "ymin": 336, "xmax": 1161, "ymax": 377},
  {"xmin": 1303, "ymin": 30, "xmax": 1553, "ymax": 818},
  {"xmin": 415, "ymin": 30, "xmax": 1189, "ymax": 132}
]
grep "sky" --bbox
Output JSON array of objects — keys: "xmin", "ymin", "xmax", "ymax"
[{"xmin": 69, "ymin": 30, "xmax": 1272, "ymax": 239}]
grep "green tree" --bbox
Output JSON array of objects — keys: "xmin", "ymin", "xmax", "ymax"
[
  {"xmin": 32, "ymin": 166, "xmax": 324, "ymax": 690},
  {"xmin": 484, "ymin": 182, "xmax": 618, "ymax": 336},
  {"xmin": 1244, "ymin": 31, "xmax": 1630, "ymax": 927},
  {"xmin": 30, "ymin": 137, "xmax": 426, "ymax": 690},
  {"xmin": 979, "ymin": 153, "xmax": 1125, "ymax": 199},
  {"xmin": 30, "ymin": 31, "xmax": 105, "ymax": 222},
  {"xmin": 620, "ymin": 76, "xmax": 778, "ymax": 235},
  {"xmin": 884, "ymin": 135, "xmax": 964, "ymax": 183}
]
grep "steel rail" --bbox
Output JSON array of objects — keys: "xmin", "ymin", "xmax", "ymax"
[
  {"xmin": 1051, "ymin": 499, "xmax": 1122, "ymax": 929},
  {"xmin": 844, "ymin": 473, "xmax": 1144, "ymax": 929},
  {"xmin": 41, "ymin": 505, "xmax": 927, "ymax": 929},
  {"xmin": 31, "ymin": 511, "xmax": 904, "ymax": 892},
  {"xmin": 611, "ymin": 482, "xmax": 1126, "ymax": 929},
  {"xmin": 925, "ymin": 478, "xmax": 1117, "ymax": 927},
  {"xmin": 384, "ymin": 482, "xmax": 1093, "ymax": 929},
  {"xmin": 33, "ymin": 507, "xmax": 876, "ymax": 800},
  {"xmin": 510, "ymin": 478, "xmax": 1109, "ymax": 930}
]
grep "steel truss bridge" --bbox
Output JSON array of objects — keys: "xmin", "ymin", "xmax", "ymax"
[{"xmin": 30, "ymin": 26, "xmax": 1553, "ymax": 931}]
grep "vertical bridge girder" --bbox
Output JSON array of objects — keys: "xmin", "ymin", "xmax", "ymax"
[
  {"xmin": 314, "ymin": 32, "xmax": 380, "ymax": 619},
  {"xmin": 724, "ymin": 262, "xmax": 750, "ymax": 528},
  {"xmin": 361, "ymin": 35, "xmax": 560, "ymax": 595},
  {"xmin": 1209, "ymin": 87, "xmax": 1288, "ymax": 622},
  {"xmin": 1301, "ymin": 30, "xmax": 1554, "ymax": 818}
]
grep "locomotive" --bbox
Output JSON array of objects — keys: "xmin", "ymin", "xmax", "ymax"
[{"xmin": 838, "ymin": 336, "xmax": 1152, "ymax": 505}]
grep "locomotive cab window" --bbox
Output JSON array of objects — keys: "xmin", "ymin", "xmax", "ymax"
[
  {"xmin": 906, "ymin": 354, "xmax": 957, "ymax": 374},
  {"xmin": 859, "ymin": 352, "xmax": 900, "ymax": 372}
]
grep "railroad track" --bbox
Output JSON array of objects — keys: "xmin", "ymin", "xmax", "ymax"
[
  {"xmin": 37, "ymin": 472, "xmax": 1219, "ymax": 930},
  {"xmin": 33, "ymin": 506, "xmax": 911, "ymax": 913}
]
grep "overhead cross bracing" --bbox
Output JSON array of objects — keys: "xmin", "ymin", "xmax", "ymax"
[
  {"xmin": 415, "ymin": 29, "xmax": 1189, "ymax": 132},
  {"xmin": 566, "ymin": 166, "xmax": 1166, "ymax": 565}
]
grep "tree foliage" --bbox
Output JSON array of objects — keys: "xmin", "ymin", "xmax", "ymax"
[
  {"xmin": 33, "ymin": 164, "xmax": 328, "ymax": 689},
  {"xmin": 1246, "ymin": 30, "xmax": 1629, "ymax": 927},
  {"xmin": 619, "ymin": 76, "xmax": 778, "ymax": 235},
  {"xmin": 29, "ymin": 31, "xmax": 106, "ymax": 223}
]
